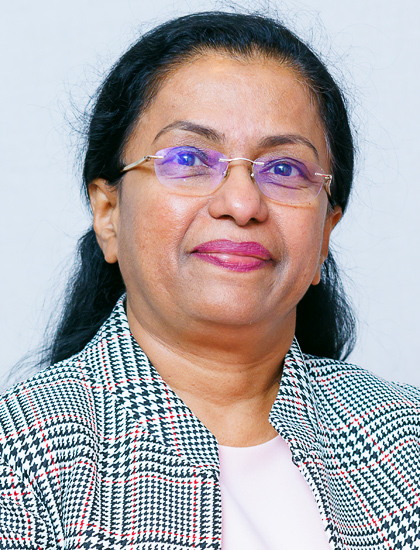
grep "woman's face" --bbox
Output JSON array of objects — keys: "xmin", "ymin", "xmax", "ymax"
[{"xmin": 91, "ymin": 54, "xmax": 341, "ymax": 337}]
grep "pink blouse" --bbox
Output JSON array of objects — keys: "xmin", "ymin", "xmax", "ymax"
[{"xmin": 219, "ymin": 435, "xmax": 331, "ymax": 549}]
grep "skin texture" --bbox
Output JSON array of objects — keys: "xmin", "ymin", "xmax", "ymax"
[{"xmin": 89, "ymin": 54, "xmax": 342, "ymax": 446}]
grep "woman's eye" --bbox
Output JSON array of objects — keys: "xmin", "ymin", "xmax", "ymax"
[
  {"xmin": 163, "ymin": 147, "xmax": 210, "ymax": 168},
  {"xmin": 176, "ymin": 152, "xmax": 201, "ymax": 166},
  {"xmin": 269, "ymin": 161, "xmax": 299, "ymax": 177}
]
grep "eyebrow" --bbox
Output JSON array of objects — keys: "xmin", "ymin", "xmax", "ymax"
[
  {"xmin": 257, "ymin": 134, "xmax": 319, "ymax": 161},
  {"xmin": 153, "ymin": 121, "xmax": 225, "ymax": 143},
  {"xmin": 153, "ymin": 120, "xmax": 319, "ymax": 160}
]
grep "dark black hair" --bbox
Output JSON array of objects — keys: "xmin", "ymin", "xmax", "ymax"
[{"xmin": 51, "ymin": 11, "xmax": 356, "ymax": 365}]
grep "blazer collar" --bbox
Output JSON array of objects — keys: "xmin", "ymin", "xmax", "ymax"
[
  {"xmin": 269, "ymin": 339, "xmax": 322, "ymax": 460},
  {"xmin": 83, "ymin": 296, "xmax": 320, "ymax": 470},
  {"xmin": 83, "ymin": 296, "xmax": 220, "ymax": 472}
]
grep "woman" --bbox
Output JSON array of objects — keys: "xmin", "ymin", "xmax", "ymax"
[{"xmin": 0, "ymin": 11, "xmax": 419, "ymax": 550}]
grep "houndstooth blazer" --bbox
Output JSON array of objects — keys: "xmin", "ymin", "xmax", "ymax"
[{"xmin": 1, "ymin": 296, "xmax": 420, "ymax": 549}]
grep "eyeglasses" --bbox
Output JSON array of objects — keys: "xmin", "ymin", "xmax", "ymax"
[{"xmin": 121, "ymin": 146, "xmax": 332, "ymax": 205}]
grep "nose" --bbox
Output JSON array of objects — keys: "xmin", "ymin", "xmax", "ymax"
[{"xmin": 207, "ymin": 160, "xmax": 269, "ymax": 226}]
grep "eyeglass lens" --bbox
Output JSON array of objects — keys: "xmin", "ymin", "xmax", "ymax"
[{"xmin": 153, "ymin": 146, "xmax": 327, "ymax": 205}]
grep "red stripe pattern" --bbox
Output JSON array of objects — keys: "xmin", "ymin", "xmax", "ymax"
[{"xmin": 0, "ymin": 297, "xmax": 419, "ymax": 549}]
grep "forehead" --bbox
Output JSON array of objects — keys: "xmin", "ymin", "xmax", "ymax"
[{"xmin": 128, "ymin": 53, "xmax": 328, "ymax": 163}]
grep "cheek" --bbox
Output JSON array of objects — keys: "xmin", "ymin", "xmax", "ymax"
[
  {"xmin": 116, "ymin": 184, "xmax": 204, "ymax": 279},
  {"xmin": 275, "ymin": 206, "xmax": 327, "ymax": 273}
]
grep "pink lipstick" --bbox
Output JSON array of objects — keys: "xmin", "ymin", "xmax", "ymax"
[{"xmin": 191, "ymin": 240, "xmax": 272, "ymax": 272}]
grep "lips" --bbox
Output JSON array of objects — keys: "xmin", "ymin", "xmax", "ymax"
[{"xmin": 191, "ymin": 239, "xmax": 272, "ymax": 272}]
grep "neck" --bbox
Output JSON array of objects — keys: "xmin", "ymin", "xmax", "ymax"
[{"xmin": 126, "ymin": 298, "xmax": 295, "ymax": 446}]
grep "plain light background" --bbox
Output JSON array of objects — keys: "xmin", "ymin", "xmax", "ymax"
[{"xmin": 1, "ymin": 0, "xmax": 419, "ymax": 388}]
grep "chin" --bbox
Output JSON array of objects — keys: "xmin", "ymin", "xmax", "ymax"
[{"xmin": 187, "ymin": 295, "xmax": 275, "ymax": 327}]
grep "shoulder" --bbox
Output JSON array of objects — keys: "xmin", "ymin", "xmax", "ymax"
[
  {"xmin": 304, "ymin": 353, "xmax": 420, "ymax": 429},
  {"xmin": 305, "ymin": 353, "xmax": 420, "ymax": 400},
  {"xmin": 0, "ymin": 350, "xmax": 99, "ymax": 448}
]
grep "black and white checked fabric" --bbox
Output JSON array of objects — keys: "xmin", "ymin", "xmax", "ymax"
[{"xmin": 1, "ymin": 296, "xmax": 420, "ymax": 549}]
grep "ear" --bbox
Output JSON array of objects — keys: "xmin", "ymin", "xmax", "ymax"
[
  {"xmin": 88, "ymin": 179, "xmax": 120, "ymax": 264},
  {"xmin": 311, "ymin": 205, "xmax": 342, "ymax": 285}
]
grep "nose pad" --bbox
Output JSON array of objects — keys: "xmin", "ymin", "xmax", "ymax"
[
  {"xmin": 222, "ymin": 164, "xmax": 256, "ymax": 185},
  {"xmin": 221, "ymin": 165, "xmax": 229, "ymax": 180}
]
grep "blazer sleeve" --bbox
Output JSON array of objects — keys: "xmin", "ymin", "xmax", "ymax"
[{"xmin": 0, "ymin": 455, "xmax": 55, "ymax": 550}]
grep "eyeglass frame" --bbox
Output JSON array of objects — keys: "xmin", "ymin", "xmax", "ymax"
[{"xmin": 121, "ymin": 148, "xmax": 333, "ymax": 202}]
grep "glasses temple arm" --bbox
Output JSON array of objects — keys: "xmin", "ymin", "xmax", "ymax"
[
  {"xmin": 122, "ymin": 155, "xmax": 164, "ymax": 173},
  {"xmin": 315, "ymin": 173, "xmax": 332, "ymax": 196}
]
